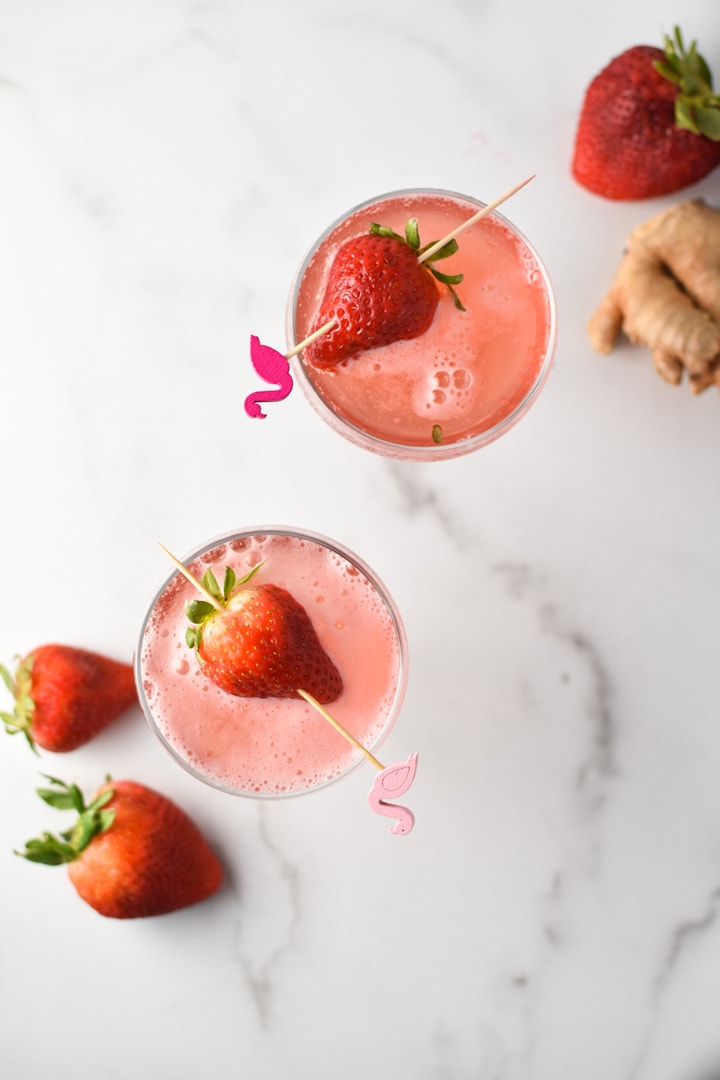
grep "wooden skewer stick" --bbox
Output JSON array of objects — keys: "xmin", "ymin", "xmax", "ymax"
[
  {"xmin": 417, "ymin": 174, "xmax": 535, "ymax": 264},
  {"xmin": 296, "ymin": 688, "xmax": 385, "ymax": 771},
  {"xmin": 285, "ymin": 318, "xmax": 338, "ymax": 359},
  {"xmin": 159, "ymin": 543, "xmax": 221, "ymax": 609},
  {"xmin": 285, "ymin": 175, "xmax": 535, "ymax": 359}
]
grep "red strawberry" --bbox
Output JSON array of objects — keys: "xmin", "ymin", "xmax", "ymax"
[
  {"xmin": 185, "ymin": 563, "xmax": 343, "ymax": 704},
  {"xmin": 16, "ymin": 776, "xmax": 223, "ymax": 919},
  {"xmin": 0, "ymin": 644, "xmax": 138, "ymax": 753},
  {"xmin": 303, "ymin": 217, "xmax": 464, "ymax": 369},
  {"xmin": 572, "ymin": 27, "xmax": 720, "ymax": 200}
]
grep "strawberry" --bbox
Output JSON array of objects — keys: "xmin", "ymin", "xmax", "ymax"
[
  {"xmin": 0, "ymin": 644, "xmax": 138, "ymax": 753},
  {"xmin": 16, "ymin": 776, "xmax": 223, "ymax": 919},
  {"xmin": 185, "ymin": 563, "xmax": 343, "ymax": 704},
  {"xmin": 572, "ymin": 27, "xmax": 720, "ymax": 200},
  {"xmin": 303, "ymin": 216, "xmax": 464, "ymax": 369}
]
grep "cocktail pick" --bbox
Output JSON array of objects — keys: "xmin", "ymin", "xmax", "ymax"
[
  {"xmin": 415, "ymin": 174, "xmax": 534, "ymax": 264},
  {"xmin": 244, "ymin": 175, "xmax": 535, "ymax": 418},
  {"xmin": 160, "ymin": 546, "xmax": 418, "ymax": 834},
  {"xmin": 296, "ymin": 689, "xmax": 418, "ymax": 835}
]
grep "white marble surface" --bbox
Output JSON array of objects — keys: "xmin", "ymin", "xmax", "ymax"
[{"xmin": 2, "ymin": 2, "xmax": 720, "ymax": 1078}]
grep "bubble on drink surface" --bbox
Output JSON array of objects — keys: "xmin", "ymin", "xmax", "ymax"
[
  {"xmin": 175, "ymin": 658, "xmax": 190, "ymax": 675},
  {"xmin": 199, "ymin": 544, "xmax": 227, "ymax": 566},
  {"xmin": 419, "ymin": 351, "xmax": 476, "ymax": 418},
  {"xmin": 519, "ymin": 246, "xmax": 543, "ymax": 286}
]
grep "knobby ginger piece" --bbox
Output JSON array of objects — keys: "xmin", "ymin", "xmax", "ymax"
[{"xmin": 588, "ymin": 200, "xmax": 720, "ymax": 393}]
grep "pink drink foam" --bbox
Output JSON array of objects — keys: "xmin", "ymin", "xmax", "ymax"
[
  {"xmin": 293, "ymin": 191, "xmax": 554, "ymax": 449},
  {"xmin": 138, "ymin": 532, "xmax": 404, "ymax": 796}
]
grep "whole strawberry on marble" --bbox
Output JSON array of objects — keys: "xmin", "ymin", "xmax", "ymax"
[
  {"xmin": 16, "ymin": 776, "xmax": 223, "ymax": 919},
  {"xmin": 303, "ymin": 217, "xmax": 464, "ymax": 369},
  {"xmin": 572, "ymin": 27, "xmax": 720, "ymax": 200},
  {"xmin": 0, "ymin": 644, "xmax": 137, "ymax": 753},
  {"xmin": 185, "ymin": 563, "xmax": 343, "ymax": 704}
]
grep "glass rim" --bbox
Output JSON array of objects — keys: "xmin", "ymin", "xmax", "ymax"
[
  {"xmin": 286, "ymin": 186, "xmax": 557, "ymax": 461},
  {"xmin": 134, "ymin": 525, "xmax": 409, "ymax": 799}
]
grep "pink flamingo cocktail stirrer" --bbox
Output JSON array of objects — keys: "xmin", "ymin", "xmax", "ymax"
[
  {"xmin": 244, "ymin": 176, "xmax": 534, "ymax": 419},
  {"xmin": 367, "ymin": 753, "xmax": 419, "ymax": 835},
  {"xmin": 297, "ymin": 690, "xmax": 418, "ymax": 836}
]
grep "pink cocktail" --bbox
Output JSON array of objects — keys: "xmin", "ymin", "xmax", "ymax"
[
  {"xmin": 287, "ymin": 188, "xmax": 556, "ymax": 460},
  {"xmin": 135, "ymin": 528, "xmax": 407, "ymax": 798}
]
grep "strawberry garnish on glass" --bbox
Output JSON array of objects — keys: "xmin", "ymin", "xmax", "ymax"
[
  {"xmin": 244, "ymin": 177, "xmax": 535, "ymax": 416},
  {"xmin": 163, "ymin": 546, "xmax": 419, "ymax": 834},
  {"xmin": 183, "ymin": 561, "xmax": 343, "ymax": 704},
  {"xmin": 301, "ymin": 215, "xmax": 465, "ymax": 370}
]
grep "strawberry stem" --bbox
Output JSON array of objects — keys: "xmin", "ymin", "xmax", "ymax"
[
  {"xmin": 0, "ymin": 654, "xmax": 40, "ymax": 754},
  {"xmin": 654, "ymin": 26, "xmax": 720, "ymax": 140},
  {"xmin": 369, "ymin": 220, "xmax": 466, "ymax": 311},
  {"xmin": 173, "ymin": 551, "xmax": 264, "ymax": 651},
  {"xmin": 15, "ymin": 775, "xmax": 116, "ymax": 865}
]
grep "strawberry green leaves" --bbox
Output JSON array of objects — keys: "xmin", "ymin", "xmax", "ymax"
[
  {"xmin": 185, "ymin": 563, "xmax": 262, "ymax": 648},
  {"xmin": 0, "ymin": 654, "xmax": 38, "ymax": 752},
  {"xmin": 654, "ymin": 26, "xmax": 720, "ymax": 140},
  {"xmin": 15, "ymin": 775, "xmax": 116, "ymax": 866},
  {"xmin": 1, "ymin": 645, "xmax": 137, "ymax": 753},
  {"xmin": 369, "ymin": 218, "xmax": 466, "ymax": 310}
]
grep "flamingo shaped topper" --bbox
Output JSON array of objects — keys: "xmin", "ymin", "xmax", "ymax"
[
  {"xmin": 244, "ymin": 335, "xmax": 294, "ymax": 419},
  {"xmin": 243, "ymin": 321, "xmax": 337, "ymax": 419},
  {"xmin": 368, "ymin": 753, "xmax": 419, "ymax": 835}
]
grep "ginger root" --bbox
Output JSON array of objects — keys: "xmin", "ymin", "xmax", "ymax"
[{"xmin": 588, "ymin": 200, "xmax": 720, "ymax": 393}]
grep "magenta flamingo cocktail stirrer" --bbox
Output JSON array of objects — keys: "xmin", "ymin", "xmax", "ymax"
[
  {"xmin": 243, "ymin": 335, "xmax": 294, "ymax": 419},
  {"xmin": 243, "ymin": 322, "xmax": 335, "ymax": 418}
]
